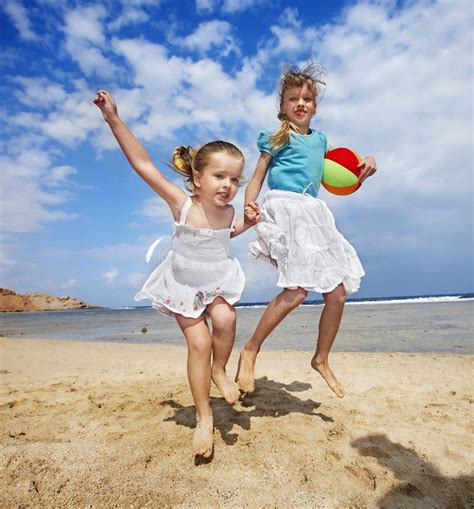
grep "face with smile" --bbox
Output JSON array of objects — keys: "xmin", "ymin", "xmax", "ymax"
[
  {"xmin": 280, "ymin": 83, "xmax": 316, "ymax": 133},
  {"xmin": 193, "ymin": 152, "xmax": 243, "ymax": 207}
]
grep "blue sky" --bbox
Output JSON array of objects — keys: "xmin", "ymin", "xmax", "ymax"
[{"xmin": 0, "ymin": 0, "xmax": 472, "ymax": 307}]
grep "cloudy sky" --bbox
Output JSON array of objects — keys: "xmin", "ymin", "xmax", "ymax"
[{"xmin": 0, "ymin": 0, "xmax": 472, "ymax": 307}]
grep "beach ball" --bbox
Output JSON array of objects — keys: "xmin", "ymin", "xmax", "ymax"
[{"xmin": 322, "ymin": 148, "xmax": 362, "ymax": 195}]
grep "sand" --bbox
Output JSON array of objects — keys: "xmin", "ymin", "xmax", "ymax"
[{"xmin": 1, "ymin": 337, "xmax": 473, "ymax": 508}]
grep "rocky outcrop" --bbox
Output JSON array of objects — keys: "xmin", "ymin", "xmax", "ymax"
[{"xmin": 0, "ymin": 288, "xmax": 100, "ymax": 312}]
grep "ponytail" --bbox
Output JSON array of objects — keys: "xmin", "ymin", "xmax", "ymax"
[
  {"xmin": 170, "ymin": 145, "xmax": 196, "ymax": 192},
  {"xmin": 270, "ymin": 113, "xmax": 302, "ymax": 152}
]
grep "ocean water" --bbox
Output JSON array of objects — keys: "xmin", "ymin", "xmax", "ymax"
[{"xmin": 1, "ymin": 294, "xmax": 473, "ymax": 354}]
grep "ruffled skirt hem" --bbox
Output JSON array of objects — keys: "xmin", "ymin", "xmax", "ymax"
[
  {"xmin": 249, "ymin": 190, "xmax": 364, "ymax": 295},
  {"xmin": 134, "ymin": 290, "xmax": 242, "ymax": 319}
]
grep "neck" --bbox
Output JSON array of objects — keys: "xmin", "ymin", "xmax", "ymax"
[{"xmin": 289, "ymin": 121, "xmax": 310, "ymax": 135}]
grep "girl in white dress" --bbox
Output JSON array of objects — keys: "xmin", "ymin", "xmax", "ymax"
[
  {"xmin": 93, "ymin": 90, "xmax": 259, "ymax": 458},
  {"xmin": 236, "ymin": 65, "xmax": 377, "ymax": 398}
]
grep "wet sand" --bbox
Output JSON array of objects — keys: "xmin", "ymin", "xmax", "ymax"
[
  {"xmin": 1, "ymin": 300, "xmax": 473, "ymax": 354},
  {"xmin": 1, "ymin": 337, "xmax": 473, "ymax": 508}
]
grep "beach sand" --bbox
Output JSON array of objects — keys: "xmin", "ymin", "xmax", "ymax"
[{"xmin": 1, "ymin": 337, "xmax": 473, "ymax": 508}]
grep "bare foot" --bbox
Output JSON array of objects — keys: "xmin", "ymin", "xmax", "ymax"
[
  {"xmin": 193, "ymin": 417, "xmax": 213, "ymax": 458},
  {"xmin": 211, "ymin": 367, "xmax": 240, "ymax": 405},
  {"xmin": 311, "ymin": 357, "xmax": 345, "ymax": 398},
  {"xmin": 235, "ymin": 347, "xmax": 257, "ymax": 393}
]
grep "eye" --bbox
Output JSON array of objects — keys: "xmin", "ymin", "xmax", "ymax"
[
  {"xmin": 231, "ymin": 177, "xmax": 240, "ymax": 184},
  {"xmin": 214, "ymin": 174, "xmax": 224, "ymax": 179}
]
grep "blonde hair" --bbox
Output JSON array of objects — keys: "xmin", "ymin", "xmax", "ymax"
[
  {"xmin": 270, "ymin": 63, "xmax": 326, "ymax": 152},
  {"xmin": 170, "ymin": 141, "xmax": 244, "ymax": 193}
]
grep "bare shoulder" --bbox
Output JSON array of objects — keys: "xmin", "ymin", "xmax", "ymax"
[{"xmin": 224, "ymin": 204, "xmax": 236, "ymax": 223}]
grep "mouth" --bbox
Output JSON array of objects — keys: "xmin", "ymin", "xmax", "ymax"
[
  {"xmin": 295, "ymin": 110, "xmax": 306, "ymax": 116},
  {"xmin": 217, "ymin": 192, "xmax": 230, "ymax": 201}
]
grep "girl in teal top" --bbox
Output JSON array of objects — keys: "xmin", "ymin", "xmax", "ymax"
[
  {"xmin": 257, "ymin": 125, "xmax": 327, "ymax": 197},
  {"xmin": 236, "ymin": 64, "xmax": 377, "ymax": 399}
]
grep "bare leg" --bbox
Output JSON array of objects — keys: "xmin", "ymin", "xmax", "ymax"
[
  {"xmin": 206, "ymin": 297, "xmax": 240, "ymax": 405},
  {"xmin": 175, "ymin": 313, "xmax": 214, "ymax": 458},
  {"xmin": 235, "ymin": 287, "xmax": 308, "ymax": 393},
  {"xmin": 311, "ymin": 283, "xmax": 346, "ymax": 398}
]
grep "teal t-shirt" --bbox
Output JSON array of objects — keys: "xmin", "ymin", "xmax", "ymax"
[{"xmin": 257, "ymin": 126, "xmax": 328, "ymax": 198}]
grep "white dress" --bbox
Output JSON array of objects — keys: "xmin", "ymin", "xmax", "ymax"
[
  {"xmin": 249, "ymin": 190, "xmax": 364, "ymax": 295},
  {"xmin": 135, "ymin": 197, "xmax": 245, "ymax": 318}
]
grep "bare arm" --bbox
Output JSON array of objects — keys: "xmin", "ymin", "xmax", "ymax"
[
  {"xmin": 230, "ymin": 218, "xmax": 256, "ymax": 238},
  {"xmin": 245, "ymin": 151, "xmax": 272, "ymax": 205},
  {"xmin": 93, "ymin": 90, "xmax": 186, "ymax": 220}
]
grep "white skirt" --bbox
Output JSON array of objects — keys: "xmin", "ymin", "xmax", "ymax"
[{"xmin": 249, "ymin": 190, "xmax": 364, "ymax": 295}]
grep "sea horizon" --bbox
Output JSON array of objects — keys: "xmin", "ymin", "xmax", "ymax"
[{"xmin": 114, "ymin": 291, "xmax": 474, "ymax": 310}]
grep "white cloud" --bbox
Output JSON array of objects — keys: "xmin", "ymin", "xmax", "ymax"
[
  {"xmin": 196, "ymin": 0, "xmax": 218, "ymax": 13},
  {"xmin": 123, "ymin": 272, "xmax": 147, "ymax": 288},
  {"xmin": 102, "ymin": 267, "xmax": 118, "ymax": 284},
  {"xmin": 86, "ymin": 242, "xmax": 147, "ymax": 262},
  {"xmin": 13, "ymin": 78, "xmax": 67, "ymax": 108},
  {"xmin": 64, "ymin": 5, "xmax": 106, "ymax": 45},
  {"xmin": 222, "ymin": 0, "xmax": 262, "ymax": 13},
  {"xmin": 45, "ymin": 166, "xmax": 77, "ymax": 187},
  {"xmin": 63, "ymin": 5, "xmax": 118, "ymax": 79},
  {"xmin": 108, "ymin": 7, "xmax": 149, "ymax": 31},
  {"xmin": 112, "ymin": 38, "xmax": 183, "ymax": 95},
  {"xmin": 3, "ymin": 0, "xmax": 38, "ymax": 41},
  {"xmin": 10, "ymin": 77, "xmax": 102, "ymax": 147},
  {"xmin": 60, "ymin": 278, "xmax": 79, "ymax": 289},
  {"xmin": 180, "ymin": 20, "xmax": 239, "ymax": 56},
  {"xmin": 0, "ymin": 150, "xmax": 78, "ymax": 233},
  {"xmin": 196, "ymin": 0, "xmax": 263, "ymax": 14},
  {"xmin": 139, "ymin": 196, "xmax": 173, "ymax": 223}
]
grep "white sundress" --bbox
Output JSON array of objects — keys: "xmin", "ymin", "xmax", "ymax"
[
  {"xmin": 249, "ymin": 189, "xmax": 365, "ymax": 295},
  {"xmin": 135, "ymin": 197, "xmax": 245, "ymax": 318}
]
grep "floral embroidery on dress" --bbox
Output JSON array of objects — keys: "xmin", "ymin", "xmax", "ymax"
[
  {"xmin": 161, "ymin": 298, "xmax": 187, "ymax": 313},
  {"xmin": 193, "ymin": 287, "xmax": 221, "ymax": 311}
]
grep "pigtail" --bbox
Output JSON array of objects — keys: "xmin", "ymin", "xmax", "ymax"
[{"xmin": 170, "ymin": 145, "xmax": 196, "ymax": 192}]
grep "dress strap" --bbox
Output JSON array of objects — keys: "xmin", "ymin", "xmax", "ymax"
[{"xmin": 179, "ymin": 196, "xmax": 192, "ymax": 225}]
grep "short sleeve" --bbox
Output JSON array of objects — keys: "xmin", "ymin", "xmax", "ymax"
[
  {"xmin": 257, "ymin": 130, "xmax": 273, "ymax": 155},
  {"xmin": 317, "ymin": 131, "xmax": 328, "ymax": 154}
]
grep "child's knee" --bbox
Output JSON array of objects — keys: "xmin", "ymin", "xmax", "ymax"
[
  {"xmin": 287, "ymin": 287, "xmax": 308, "ymax": 306},
  {"xmin": 188, "ymin": 340, "xmax": 212, "ymax": 358},
  {"xmin": 325, "ymin": 285, "xmax": 346, "ymax": 306},
  {"xmin": 210, "ymin": 306, "xmax": 236, "ymax": 336},
  {"xmin": 211, "ymin": 311, "xmax": 236, "ymax": 335}
]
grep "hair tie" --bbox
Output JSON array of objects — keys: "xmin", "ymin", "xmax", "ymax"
[{"xmin": 174, "ymin": 156, "xmax": 185, "ymax": 171}]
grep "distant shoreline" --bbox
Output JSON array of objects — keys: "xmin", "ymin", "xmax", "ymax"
[{"xmin": 0, "ymin": 288, "xmax": 101, "ymax": 313}]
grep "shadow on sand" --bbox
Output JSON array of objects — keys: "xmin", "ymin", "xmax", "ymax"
[
  {"xmin": 351, "ymin": 434, "xmax": 474, "ymax": 508},
  {"xmin": 162, "ymin": 376, "xmax": 332, "ymax": 456}
]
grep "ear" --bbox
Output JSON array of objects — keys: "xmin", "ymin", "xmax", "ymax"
[{"xmin": 192, "ymin": 170, "xmax": 201, "ymax": 188}]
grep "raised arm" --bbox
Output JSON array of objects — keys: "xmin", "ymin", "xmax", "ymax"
[{"xmin": 93, "ymin": 90, "xmax": 186, "ymax": 220}]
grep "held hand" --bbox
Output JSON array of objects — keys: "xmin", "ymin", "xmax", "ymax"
[
  {"xmin": 92, "ymin": 90, "xmax": 119, "ymax": 124},
  {"xmin": 357, "ymin": 156, "xmax": 377, "ymax": 183},
  {"xmin": 244, "ymin": 201, "xmax": 260, "ymax": 226}
]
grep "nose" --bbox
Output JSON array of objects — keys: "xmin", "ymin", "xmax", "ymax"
[{"xmin": 297, "ymin": 97, "xmax": 305, "ymax": 106}]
